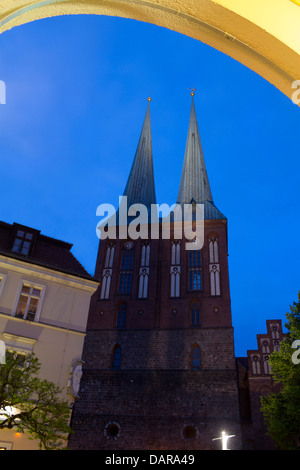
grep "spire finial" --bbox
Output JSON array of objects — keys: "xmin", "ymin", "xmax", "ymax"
[
  {"xmin": 188, "ymin": 86, "xmax": 196, "ymax": 97},
  {"xmin": 147, "ymin": 91, "xmax": 151, "ymax": 102}
]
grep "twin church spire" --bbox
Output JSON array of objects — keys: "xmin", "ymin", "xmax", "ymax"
[
  {"xmin": 122, "ymin": 94, "xmax": 224, "ymax": 220},
  {"xmin": 122, "ymin": 97, "xmax": 156, "ymax": 210}
]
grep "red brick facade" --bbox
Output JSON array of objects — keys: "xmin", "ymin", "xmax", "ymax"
[
  {"xmin": 67, "ymin": 99, "xmax": 284, "ymax": 451},
  {"xmin": 237, "ymin": 319, "xmax": 286, "ymax": 449},
  {"xmin": 68, "ymin": 218, "xmax": 242, "ymax": 450}
]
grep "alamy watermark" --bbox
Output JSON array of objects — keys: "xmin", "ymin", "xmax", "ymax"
[
  {"xmin": 96, "ymin": 197, "xmax": 204, "ymax": 250},
  {"xmin": 292, "ymin": 80, "xmax": 300, "ymax": 105},
  {"xmin": 0, "ymin": 80, "xmax": 6, "ymax": 104},
  {"xmin": 292, "ymin": 340, "xmax": 300, "ymax": 365}
]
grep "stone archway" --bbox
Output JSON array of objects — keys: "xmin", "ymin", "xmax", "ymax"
[{"xmin": 1, "ymin": 0, "xmax": 300, "ymax": 103}]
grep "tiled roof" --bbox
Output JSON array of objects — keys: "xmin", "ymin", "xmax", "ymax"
[{"xmin": 0, "ymin": 221, "xmax": 96, "ymax": 281}]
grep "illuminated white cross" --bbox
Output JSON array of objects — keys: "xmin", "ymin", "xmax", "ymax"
[{"xmin": 212, "ymin": 431, "xmax": 235, "ymax": 450}]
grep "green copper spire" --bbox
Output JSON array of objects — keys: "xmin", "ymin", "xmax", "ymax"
[
  {"xmin": 123, "ymin": 98, "xmax": 156, "ymax": 209},
  {"xmin": 177, "ymin": 94, "xmax": 225, "ymax": 220}
]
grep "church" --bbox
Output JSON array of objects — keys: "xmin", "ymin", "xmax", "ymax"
[{"xmin": 68, "ymin": 94, "xmax": 282, "ymax": 450}]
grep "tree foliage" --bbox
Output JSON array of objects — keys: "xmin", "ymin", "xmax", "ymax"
[
  {"xmin": 0, "ymin": 351, "xmax": 72, "ymax": 449},
  {"xmin": 260, "ymin": 292, "xmax": 300, "ymax": 449}
]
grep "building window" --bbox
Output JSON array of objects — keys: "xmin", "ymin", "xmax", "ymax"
[
  {"xmin": 6, "ymin": 349, "xmax": 28, "ymax": 367},
  {"xmin": 262, "ymin": 340, "xmax": 270, "ymax": 354},
  {"xmin": 112, "ymin": 345, "xmax": 121, "ymax": 370},
  {"xmin": 263, "ymin": 355, "xmax": 271, "ymax": 374},
  {"xmin": 0, "ymin": 274, "xmax": 7, "ymax": 298},
  {"xmin": 270, "ymin": 324, "xmax": 279, "ymax": 339},
  {"xmin": 116, "ymin": 304, "xmax": 126, "ymax": 329},
  {"xmin": 0, "ymin": 441, "xmax": 13, "ymax": 450},
  {"xmin": 191, "ymin": 345, "xmax": 201, "ymax": 370},
  {"xmin": 2, "ymin": 332, "xmax": 36, "ymax": 356},
  {"xmin": 13, "ymin": 283, "xmax": 44, "ymax": 322},
  {"xmin": 12, "ymin": 230, "xmax": 33, "ymax": 256},
  {"xmin": 138, "ymin": 243, "xmax": 150, "ymax": 299},
  {"xmin": 251, "ymin": 355, "xmax": 261, "ymax": 375},
  {"xmin": 191, "ymin": 303, "xmax": 200, "ymax": 327},
  {"xmin": 188, "ymin": 250, "xmax": 201, "ymax": 291},
  {"xmin": 104, "ymin": 422, "xmax": 120, "ymax": 440},
  {"xmin": 100, "ymin": 244, "xmax": 115, "ymax": 299},
  {"xmin": 118, "ymin": 244, "xmax": 134, "ymax": 294},
  {"xmin": 170, "ymin": 241, "xmax": 180, "ymax": 297},
  {"xmin": 208, "ymin": 236, "xmax": 221, "ymax": 296}
]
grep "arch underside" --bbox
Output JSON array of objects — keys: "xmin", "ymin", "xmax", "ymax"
[{"xmin": 0, "ymin": 0, "xmax": 300, "ymax": 103}]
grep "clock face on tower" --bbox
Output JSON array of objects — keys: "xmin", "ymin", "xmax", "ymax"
[{"xmin": 124, "ymin": 241, "xmax": 134, "ymax": 250}]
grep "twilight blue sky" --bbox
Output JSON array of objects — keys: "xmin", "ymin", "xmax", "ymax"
[{"xmin": 0, "ymin": 14, "xmax": 299, "ymax": 356}]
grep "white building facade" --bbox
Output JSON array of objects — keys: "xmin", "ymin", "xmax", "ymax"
[{"xmin": 0, "ymin": 221, "xmax": 98, "ymax": 450}]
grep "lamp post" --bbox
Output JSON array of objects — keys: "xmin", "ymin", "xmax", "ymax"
[{"xmin": 212, "ymin": 431, "xmax": 235, "ymax": 450}]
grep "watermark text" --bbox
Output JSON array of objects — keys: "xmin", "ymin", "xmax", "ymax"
[
  {"xmin": 292, "ymin": 80, "xmax": 300, "ymax": 105},
  {"xmin": 96, "ymin": 197, "xmax": 204, "ymax": 250},
  {"xmin": 0, "ymin": 80, "xmax": 6, "ymax": 104}
]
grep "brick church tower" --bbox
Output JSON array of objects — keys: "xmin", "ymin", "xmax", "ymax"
[{"xmin": 69, "ymin": 95, "xmax": 242, "ymax": 450}]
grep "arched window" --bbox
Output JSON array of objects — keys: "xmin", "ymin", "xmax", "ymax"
[
  {"xmin": 100, "ymin": 244, "xmax": 115, "ymax": 299},
  {"xmin": 170, "ymin": 241, "xmax": 180, "ymax": 297},
  {"xmin": 251, "ymin": 355, "xmax": 261, "ymax": 375},
  {"xmin": 112, "ymin": 345, "xmax": 121, "ymax": 370},
  {"xmin": 116, "ymin": 304, "xmax": 126, "ymax": 329},
  {"xmin": 191, "ymin": 303, "xmax": 200, "ymax": 327},
  {"xmin": 262, "ymin": 340, "xmax": 270, "ymax": 354},
  {"xmin": 263, "ymin": 355, "xmax": 271, "ymax": 374},
  {"xmin": 271, "ymin": 325, "xmax": 279, "ymax": 339},
  {"xmin": 119, "ymin": 243, "xmax": 134, "ymax": 294},
  {"xmin": 188, "ymin": 250, "xmax": 201, "ymax": 291},
  {"xmin": 209, "ymin": 236, "xmax": 219, "ymax": 263},
  {"xmin": 208, "ymin": 236, "xmax": 221, "ymax": 296},
  {"xmin": 138, "ymin": 243, "xmax": 150, "ymax": 298},
  {"xmin": 192, "ymin": 345, "xmax": 201, "ymax": 370}
]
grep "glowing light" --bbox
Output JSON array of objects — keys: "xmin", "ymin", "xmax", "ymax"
[
  {"xmin": 212, "ymin": 431, "xmax": 235, "ymax": 450},
  {"xmin": 0, "ymin": 406, "xmax": 20, "ymax": 421}
]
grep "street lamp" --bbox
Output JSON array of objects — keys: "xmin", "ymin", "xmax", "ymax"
[{"xmin": 212, "ymin": 431, "xmax": 235, "ymax": 450}]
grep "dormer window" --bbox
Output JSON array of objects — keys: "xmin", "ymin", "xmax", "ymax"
[{"xmin": 12, "ymin": 230, "xmax": 33, "ymax": 256}]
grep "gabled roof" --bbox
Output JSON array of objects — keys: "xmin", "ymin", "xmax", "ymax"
[{"xmin": 0, "ymin": 221, "xmax": 96, "ymax": 281}]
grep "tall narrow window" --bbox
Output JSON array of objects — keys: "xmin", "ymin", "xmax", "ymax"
[
  {"xmin": 170, "ymin": 241, "xmax": 180, "ymax": 297},
  {"xmin": 271, "ymin": 325, "xmax": 279, "ymax": 339},
  {"xmin": 0, "ymin": 274, "xmax": 6, "ymax": 298},
  {"xmin": 100, "ymin": 244, "xmax": 115, "ymax": 299},
  {"xmin": 192, "ymin": 345, "xmax": 201, "ymax": 370},
  {"xmin": 263, "ymin": 356, "xmax": 271, "ymax": 374},
  {"xmin": 116, "ymin": 304, "xmax": 126, "ymax": 329},
  {"xmin": 112, "ymin": 345, "xmax": 121, "ymax": 370},
  {"xmin": 191, "ymin": 303, "xmax": 201, "ymax": 327},
  {"xmin": 208, "ymin": 236, "xmax": 221, "ymax": 296},
  {"xmin": 251, "ymin": 355, "xmax": 261, "ymax": 375},
  {"xmin": 138, "ymin": 243, "xmax": 150, "ymax": 299},
  {"xmin": 14, "ymin": 284, "xmax": 44, "ymax": 322},
  {"xmin": 12, "ymin": 230, "xmax": 33, "ymax": 256},
  {"xmin": 119, "ymin": 243, "xmax": 134, "ymax": 294},
  {"xmin": 188, "ymin": 250, "xmax": 201, "ymax": 291}
]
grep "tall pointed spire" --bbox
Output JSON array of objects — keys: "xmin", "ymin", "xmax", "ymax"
[
  {"xmin": 177, "ymin": 93, "xmax": 225, "ymax": 220},
  {"xmin": 122, "ymin": 98, "xmax": 156, "ymax": 210}
]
